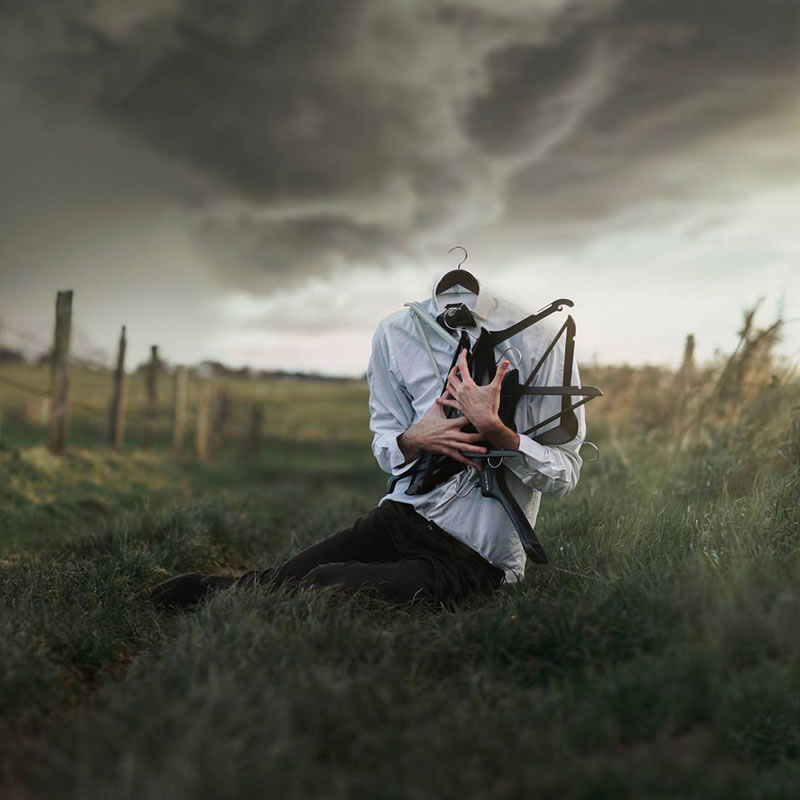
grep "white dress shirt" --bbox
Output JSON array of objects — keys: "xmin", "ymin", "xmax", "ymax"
[{"xmin": 366, "ymin": 276, "xmax": 586, "ymax": 583}]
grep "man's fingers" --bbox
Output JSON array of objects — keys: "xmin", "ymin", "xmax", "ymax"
[
  {"xmin": 442, "ymin": 433, "xmax": 487, "ymax": 452},
  {"xmin": 451, "ymin": 441, "xmax": 487, "ymax": 454},
  {"xmin": 453, "ymin": 431, "xmax": 485, "ymax": 443},
  {"xmin": 442, "ymin": 417, "xmax": 485, "ymax": 438},
  {"xmin": 457, "ymin": 349, "xmax": 475, "ymax": 386},
  {"xmin": 492, "ymin": 360, "xmax": 510, "ymax": 385},
  {"xmin": 442, "ymin": 447, "xmax": 483, "ymax": 471},
  {"xmin": 436, "ymin": 396, "xmax": 461, "ymax": 410}
]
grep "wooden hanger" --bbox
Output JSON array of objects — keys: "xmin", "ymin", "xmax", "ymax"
[{"xmin": 434, "ymin": 245, "xmax": 480, "ymax": 296}]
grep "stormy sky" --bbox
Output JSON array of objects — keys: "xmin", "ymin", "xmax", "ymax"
[{"xmin": 1, "ymin": 0, "xmax": 798, "ymax": 375}]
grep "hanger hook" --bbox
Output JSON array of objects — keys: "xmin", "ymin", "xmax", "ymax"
[{"xmin": 448, "ymin": 245, "xmax": 468, "ymax": 270}]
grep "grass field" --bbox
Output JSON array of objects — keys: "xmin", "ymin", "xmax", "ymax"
[{"xmin": 1, "ymin": 317, "xmax": 798, "ymax": 799}]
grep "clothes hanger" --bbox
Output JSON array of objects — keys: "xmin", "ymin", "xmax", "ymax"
[{"xmin": 434, "ymin": 245, "xmax": 480, "ymax": 296}]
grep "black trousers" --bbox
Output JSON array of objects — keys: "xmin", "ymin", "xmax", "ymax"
[{"xmin": 238, "ymin": 500, "xmax": 505, "ymax": 609}]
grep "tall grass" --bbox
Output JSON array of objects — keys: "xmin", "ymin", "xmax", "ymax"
[{"xmin": 587, "ymin": 307, "xmax": 795, "ymax": 454}]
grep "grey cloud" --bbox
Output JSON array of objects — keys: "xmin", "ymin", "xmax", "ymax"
[
  {"xmin": 1, "ymin": 0, "xmax": 798, "ymax": 292},
  {"xmin": 474, "ymin": 0, "xmax": 800, "ymax": 255}
]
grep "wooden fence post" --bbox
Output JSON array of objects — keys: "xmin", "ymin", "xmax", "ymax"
[
  {"xmin": 195, "ymin": 381, "xmax": 214, "ymax": 461},
  {"xmin": 173, "ymin": 366, "xmax": 188, "ymax": 455},
  {"xmin": 211, "ymin": 389, "xmax": 232, "ymax": 455},
  {"xmin": 40, "ymin": 398, "xmax": 50, "ymax": 426},
  {"xmin": 678, "ymin": 334, "xmax": 695, "ymax": 381},
  {"xmin": 143, "ymin": 345, "xmax": 159, "ymax": 447},
  {"xmin": 109, "ymin": 325, "xmax": 127, "ymax": 448},
  {"xmin": 47, "ymin": 290, "xmax": 73, "ymax": 454}
]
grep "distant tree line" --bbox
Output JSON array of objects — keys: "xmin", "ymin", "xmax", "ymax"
[
  {"xmin": 0, "ymin": 345, "xmax": 360, "ymax": 383},
  {"xmin": 0, "ymin": 347, "xmax": 25, "ymax": 364}
]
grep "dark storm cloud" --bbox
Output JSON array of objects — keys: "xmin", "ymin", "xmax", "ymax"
[
  {"xmin": 1, "ymin": 0, "xmax": 798, "ymax": 289},
  {"xmin": 473, "ymin": 0, "xmax": 800, "ymax": 247}
]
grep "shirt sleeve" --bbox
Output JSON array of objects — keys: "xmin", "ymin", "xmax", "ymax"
[
  {"xmin": 504, "ymin": 328, "xmax": 585, "ymax": 498},
  {"xmin": 366, "ymin": 322, "xmax": 421, "ymax": 476}
]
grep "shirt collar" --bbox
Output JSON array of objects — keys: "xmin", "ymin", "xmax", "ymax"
[{"xmin": 430, "ymin": 271, "xmax": 494, "ymax": 321}]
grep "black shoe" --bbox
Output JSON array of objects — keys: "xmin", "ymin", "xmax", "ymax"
[{"xmin": 150, "ymin": 572, "xmax": 236, "ymax": 612}]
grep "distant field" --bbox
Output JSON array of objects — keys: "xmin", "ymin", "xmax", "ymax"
[
  {"xmin": 1, "ymin": 325, "xmax": 799, "ymax": 798},
  {"xmin": 0, "ymin": 358, "xmax": 708, "ymax": 451},
  {"xmin": 0, "ymin": 362, "xmax": 373, "ymax": 450}
]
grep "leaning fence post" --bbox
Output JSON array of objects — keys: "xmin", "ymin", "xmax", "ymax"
[
  {"xmin": 47, "ymin": 290, "xmax": 73, "ymax": 454},
  {"xmin": 173, "ymin": 365, "xmax": 188, "ymax": 455},
  {"xmin": 109, "ymin": 325, "xmax": 127, "ymax": 448},
  {"xmin": 143, "ymin": 345, "xmax": 159, "ymax": 447},
  {"xmin": 678, "ymin": 334, "xmax": 695, "ymax": 381}
]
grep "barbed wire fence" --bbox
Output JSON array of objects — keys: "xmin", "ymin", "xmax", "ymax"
[{"xmin": 0, "ymin": 292, "xmax": 266, "ymax": 459}]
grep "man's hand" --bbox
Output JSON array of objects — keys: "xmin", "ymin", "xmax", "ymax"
[
  {"xmin": 436, "ymin": 349, "xmax": 508, "ymax": 434},
  {"xmin": 435, "ymin": 349, "xmax": 521, "ymax": 450},
  {"xmin": 398, "ymin": 396, "xmax": 488, "ymax": 470}
]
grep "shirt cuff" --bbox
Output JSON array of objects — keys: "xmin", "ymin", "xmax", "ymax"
[
  {"xmin": 386, "ymin": 433, "xmax": 421, "ymax": 476},
  {"xmin": 515, "ymin": 433, "xmax": 549, "ymax": 467}
]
